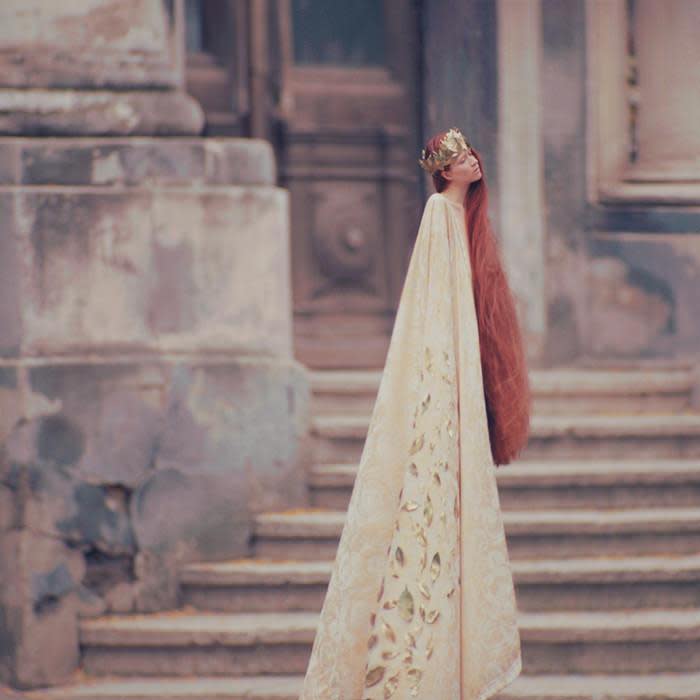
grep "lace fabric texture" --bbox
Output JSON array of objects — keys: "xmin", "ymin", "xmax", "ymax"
[{"xmin": 300, "ymin": 192, "xmax": 522, "ymax": 700}]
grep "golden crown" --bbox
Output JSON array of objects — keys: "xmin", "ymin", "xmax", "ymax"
[{"xmin": 418, "ymin": 127, "xmax": 472, "ymax": 175}]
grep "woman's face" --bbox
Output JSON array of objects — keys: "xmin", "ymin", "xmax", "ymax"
[{"xmin": 443, "ymin": 147, "xmax": 481, "ymax": 185}]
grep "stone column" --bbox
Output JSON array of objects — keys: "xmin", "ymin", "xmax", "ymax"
[
  {"xmin": 0, "ymin": 145, "xmax": 310, "ymax": 690},
  {"xmin": 497, "ymin": 0, "xmax": 547, "ymax": 364},
  {"xmin": 0, "ymin": 0, "xmax": 203, "ymax": 135},
  {"xmin": 0, "ymin": 5, "xmax": 310, "ymax": 691}
]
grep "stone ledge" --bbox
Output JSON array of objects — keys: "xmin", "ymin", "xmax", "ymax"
[
  {"xmin": 500, "ymin": 672, "xmax": 700, "ymax": 700},
  {"xmin": 311, "ymin": 413, "xmax": 700, "ymax": 439},
  {"xmin": 20, "ymin": 673, "xmax": 700, "ymax": 700},
  {"xmin": 514, "ymin": 552, "xmax": 700, "ymax": 584},
  {"xmin": 179, "ymin": 553, "xmax": 700, "ymax": 588},
  {"xmin": 309, "ymin": 458, "xmax": 700, "ymax": 488},
  {"xmin": 520, "ymin": 608, "xmax": 700, "ymax": 643},
  {"xmin": 0, "ymin": 90, "xmax": 204, "ymax": 136},
  {"xmin": 309, "ymin": 367, "xmax": 696, "ymax": 396},
  {"xmin": 0, "ymin": 138, "xmax": 275, "ymax": 187},
  {"xmin": 79, "ymin": 611, "xmax": 319, "ymax": 647},
  {"xmin": 254, "ymin": 506, "xmax": 700, "ymax": 538},
  {"xmin": 21, "ymin": 671, "xmax": 700, "ymax": 700},
  {"xmin": 24, "ymin": 675, "xmax": 304, "ymax": 700},
  {"xmin": 77, "ymin": 608, "xmax": 700, "ymax": 647},
  {"xmin": 180, "ymin": 559, "xmax": 333, "ymax": 587}
]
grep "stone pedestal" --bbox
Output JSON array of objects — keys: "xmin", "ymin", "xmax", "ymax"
[
  {"xmin": 0, "ymin": 137, "xmax": 310, "ymax": 688},
  {"xmin": 0, "ymin": 3, "xmax": 307, "ymax": 688}
]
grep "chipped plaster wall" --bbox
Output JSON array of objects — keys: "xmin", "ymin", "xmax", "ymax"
[{"xmin": 0, "ymin": 138, "xmax": 310, "ymax": 688}]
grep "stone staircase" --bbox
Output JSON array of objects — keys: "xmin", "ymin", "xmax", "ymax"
[{"xmin": 26, "ymin": 367, "xmax": 700, "ymax": 699}]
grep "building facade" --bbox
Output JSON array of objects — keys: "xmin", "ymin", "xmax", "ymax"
[
  {"xmin": 0, "ymin": 0, "xmax": 698, "ymax": 689},
  {"xmin": 182, "ymin": 0, "xmax": 700, "ymax": 369}
]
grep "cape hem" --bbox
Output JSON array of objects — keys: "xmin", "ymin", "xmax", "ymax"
[{"xmin": 474, "ymin": 652, "xmax": 522, "ymax": 700}]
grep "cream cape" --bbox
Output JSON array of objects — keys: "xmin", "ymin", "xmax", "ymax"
[{"xmin": 300, "ymin": 192, "xmax": 522, "ymax": 700}]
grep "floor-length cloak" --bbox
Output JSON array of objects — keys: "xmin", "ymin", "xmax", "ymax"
[{"xmin": 300, "ymin": 192, "xmax": 522, "ymax": 700}]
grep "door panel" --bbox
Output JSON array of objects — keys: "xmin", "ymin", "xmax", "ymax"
[{"xmin": 276, "ymin": 0, "xmax": 423, "ymax": 368}]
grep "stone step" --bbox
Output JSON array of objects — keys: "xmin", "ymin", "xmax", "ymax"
[
  {"xmin": 253, "ymin": 507, "xmax": 700, "ymax": 560},
  {"xmin": 23, "ymin": 676, "xmax": 304, "ymax": 700},
  {"xmin": 22, "ymin": 671, "xmax": 700, "ymax": 699},
  {"xmin": 521, "ymin": 608, "xmax": 700, "ymax": 674},
  {"xmin": 180, "ymin": 554, "xmax": 700, "ymax": 613},
  {"xmin": 180, "ymin": 559, "xmax": 333, "ymax": 614},
  {"xmin": 308, "ymin": 458, "xmax": 700, "ymax": 510},
  {"xmin": 500, "ymin": 672, "xmax": 700, "ymax": 700},
  {"xmin": 311, "ymin": 413, "xmax": 700, "ymax": 462},
  {"xmin": 79, "ymin": 611, "xmax": 317, "ymax": 678},
  {"xmin": 77, "ymin": 608, "xmax": 700, "ymax": 676},
  {"xmin": 310, "ymin": 367, "xmax": 698, "ymax": 416},
  {"xmin": 0, "ymin": 138, "xmax": 275, "ymax": 188}
]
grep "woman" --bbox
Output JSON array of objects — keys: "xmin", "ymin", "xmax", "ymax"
[
  {"xmin": 300, "ymin": 128, "xmax": 531, "ymax": 700},
  {"xmin": 422, "ymin": 128, "xmax": 531, "ymax": 468}
]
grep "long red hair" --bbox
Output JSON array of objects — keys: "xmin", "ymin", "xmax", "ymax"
[{"xmin": 424, "ymin": 131, "xmax": 531, "ymax": 466}]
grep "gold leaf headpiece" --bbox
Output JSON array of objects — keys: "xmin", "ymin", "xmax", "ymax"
[{"xmin": 418, "ymin": 127, "xmax": 471, "ymax": 175}]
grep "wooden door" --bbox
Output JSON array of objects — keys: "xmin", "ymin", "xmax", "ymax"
[
  {"xmin": 273, "ymin": 0, "xmax": 424, "ymax": 368},
  {"xmin": 182, "ymin": 0, "xmax": 425, "ymax": 367}
]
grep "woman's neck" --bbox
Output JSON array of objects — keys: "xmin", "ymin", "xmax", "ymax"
[{"xmin": 441, "ymin": 185, "xmax": 468, "ymax": 206}]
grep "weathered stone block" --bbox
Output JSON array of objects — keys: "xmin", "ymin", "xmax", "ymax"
[
  {"xmin": 0, "ymin": 354, "xmax": 309, "ymax": 615},
  {"xmin": 20, "ymin": 189, "xmax": 154, "ymax": 353},
  {"xmin": 0, "ymin": 90, "xmax": 204, "ymax": 137},
  {"xmin": 0, "ymin": 368, "xmax": 20, "ymax": 443},
  {"xmin": 155, "ymin": 358, "xmax": 311, "ymax": 521},
  {"xmin": 0, "ymin": 194, "xmax": 22, "ymax": 358},
  {"xmin": 0, "ymin": 1, "xmax": 178, "ymax": 90},
  {"xmin": 11, "ymin": 186, "xmax": 290, "ymax": 357},
  {"xmin": 131, "ymin": 468, "xmax": 246, "ymax": 557},
  {"xmin": 2, "ymin": 423, "xmax": 135, "ymax": 554},
  {"xmin": 588, "ymin": 255, "xmax": 674, "ymax": 356},
  {"xmin": 0, "ymin": 138, "xmax": 276, "ymax": 187},
  {"xmin": 0, "ymin": 531, "xmax": 82, "ymax": 688},
  {"xmin": 13, "ymin": 354, "xmax": 308, "ymax": 523},
  {"xmin": 0, "ymin": 140, "xmax": 17, "ymax": 184},
  {"xmin": 148, "ymin": 188, "xmax": 292, "ymax": 356},
  {"xmin": 0, "ymin": 484, "xmax": 13, "ymax": 531},
  {"xmin": 25, "ymin": 363, "xmax": 163, "ymax": 487},
  {"xmin": 204, "ymin": 139, "xmax": 277, "ymax": 186}
]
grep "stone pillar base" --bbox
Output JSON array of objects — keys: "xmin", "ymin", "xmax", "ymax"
[
  {"xmin": 0, "ymin": 89, "xmax": 204, "ymax": 136},
  {"xmin": 0, "ymin": 136, "xmax": 307, "ymax": 688}
]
